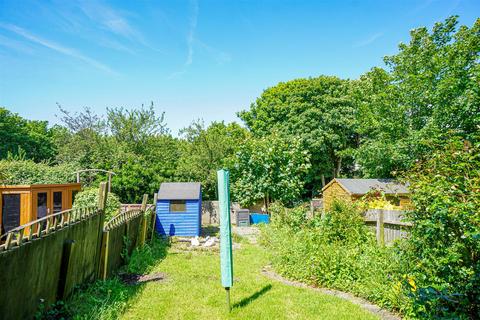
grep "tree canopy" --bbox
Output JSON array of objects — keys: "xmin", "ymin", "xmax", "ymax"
[
  {"xmin": 238, "ymin": 76, "xmax": 358, "ymax": 194},
  {"xmin": 0, "ymin": 107, "xmax": 56, "ymax": 161},
  {"xmin": 230, "ymin": 134, "xmax": 310, "ymax": 208}
]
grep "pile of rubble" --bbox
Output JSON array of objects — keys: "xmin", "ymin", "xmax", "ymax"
[{"xmin": 190, "ymin": 235, "xmax": 218, "ymax": 247}]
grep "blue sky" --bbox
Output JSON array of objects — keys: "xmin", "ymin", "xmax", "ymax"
[{"xmin": 0, "ymin": 0, "xmax": 478, "ymax": 135}]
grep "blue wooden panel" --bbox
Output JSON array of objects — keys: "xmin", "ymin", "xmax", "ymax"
[{"xmin": 155, "ymin": 199, "xmax": 201, "ymax": 236}]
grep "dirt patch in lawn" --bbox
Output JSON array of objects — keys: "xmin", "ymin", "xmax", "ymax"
[{"xmin": 119, "ymin": 272, "xmax": 167, "ymax": 286}]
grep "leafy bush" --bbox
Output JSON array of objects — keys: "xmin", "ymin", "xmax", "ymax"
[
  {"xmin": 261, "ymin": 200, "xmax": 406, "ymax": 312},
  {"xmin": 400, "ymin": 137, "xmax": 480, "ymax": 318},
  {"xmin": 0, "ymin": 159, "xmax": 78, "ymax": 185},
  {"xmin": 268, "ymin": 202, "xmax": 309, "ymax": 233},
  {"xmin": 73, "ymin": 187, "xmax": 121, "ymax": 221}
]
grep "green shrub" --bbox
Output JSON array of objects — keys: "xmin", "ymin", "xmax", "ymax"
[
  {"xmin": 0, "ymin": 159, "xmax": 78, "ymax": 185},
  {"xmin": 73, "ymin": 187, "xmax": 121, "ymax": 221},
  {"xmin": 401, "ymin": 137, "xmax": 480, "ymax": 319},
  {"xmin": 268, "ymin": 202, "xmax": 309, "ymax": 232}
]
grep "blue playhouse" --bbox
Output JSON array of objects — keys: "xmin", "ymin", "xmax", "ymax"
[{"xmin": 155, "ymin": 182, "xmax": 202, "ymax": 237}]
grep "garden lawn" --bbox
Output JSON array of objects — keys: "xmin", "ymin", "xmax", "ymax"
[
  {"xmin": 119, "ymin": 239, "xmax": 377, "ymax": 320},
  {"xmin": 67, "ymin": 235, "xmax": 379, "ymax": 320}
]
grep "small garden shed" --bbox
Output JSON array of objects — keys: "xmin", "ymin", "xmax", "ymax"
[
  {"xmin": 322, "ymin": 178, "xmax": 410, "ymax": 211},
  {"xmin": 155, "ymin": 182, "xmax": 201, "ymax": 237},
  {"xmin": 0, "ymin": 183, "xmax": 81, "ymax": 236}
]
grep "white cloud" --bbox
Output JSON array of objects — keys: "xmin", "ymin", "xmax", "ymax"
[
  {"xmin": 76, "ymin": 0, "xmax": 161, "ymax": 52},
  {"xmin": 168, "ymin": 0, "xmax": 199, "ymax": 79},
  {"xmin": 185, "ymin": 0, "xmax": 199, "ymax": 67},
  {"xmin": 353, "ymin": 32, "xmax": 384, "ymax": 48},
  {"xmin": 0, "ymin": 34, "xmax": 34, "ymax": 54},
  {"xmin": 0, "ymin": 23, "xmax": 117, "ymax": 75}
]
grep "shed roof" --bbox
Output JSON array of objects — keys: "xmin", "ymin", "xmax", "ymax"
[
  {"xmin": 0, "ymin": 183, "xmax": 81, "ymax": 190},
  {"xmin": 323, "ymin": 178, "xmax": 409, "ymax": 195},
  {"xmin": 158, "ymin": 182, "xmax": 201, "ymax": 200}
]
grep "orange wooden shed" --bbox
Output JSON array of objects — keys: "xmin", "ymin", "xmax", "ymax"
[{"xmin": 0, "ymin": 183, "xmax": 81, "ymax": 235}]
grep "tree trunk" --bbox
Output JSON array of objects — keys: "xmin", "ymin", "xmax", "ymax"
[
  {"xmin": 265, "ymin": 192, "xmax": 270, "ymax": 214},
  {"xmin": 333, "ymin": 157, "xmax": 342, "ymax": 178},
  {"xmin": 321, "ymin": 174, "xmax": 326, "ymax": 187}
]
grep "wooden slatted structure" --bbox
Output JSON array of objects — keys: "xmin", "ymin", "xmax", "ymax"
[
  {"xmin": 156, "ymin": 182, "xmax": 202, "ymax": 237},
  {"xmin": 0, "ymin": 183, "xmax": 81, "ymax": 237}
]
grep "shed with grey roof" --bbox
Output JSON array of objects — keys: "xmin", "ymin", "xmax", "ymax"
[
  {"xmin": 333, "ymin": 179, "xmax": 409, "ymax": 195},
  {"xmin": 322, "ymin": 178, "xmax": 410, "ymax": 211},
  {"xmin": 155, "ymin": 182, "xmax": 202, "ymax": 236}
]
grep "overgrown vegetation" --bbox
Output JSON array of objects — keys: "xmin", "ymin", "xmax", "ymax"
[
  {"xmin": 260, "ymin": 201, "xmax": 406, "ymax": 312},
  {"xmin": 399, "ymin": 137, "xmax": 480, "ymax": 318},
  {"xmin": 0, "ymin": 158, "xmax": 78, "ymax": 185},
  {"xmin": 64, "ymin": 236, "xmax": 170, "ymax": 320},
  {"xmin": 230, "ymin": 134, "xmax": 310, "ymax": 208},
  {"xmin": 262, "ymin": 136, "xmax": 480, "ymax": 319},
  {"xmin": 72, "ymin": 187, "xmax": 121, "ymax": 221}
]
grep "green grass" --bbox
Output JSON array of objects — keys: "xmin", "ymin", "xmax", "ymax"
[{"xmin": 67, "ymin": 235, "xmax": 379, "ymax": 320}]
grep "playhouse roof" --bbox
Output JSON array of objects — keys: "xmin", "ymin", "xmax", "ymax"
[
  {"xmin": 158, "ymin": 182, "xmax": 201, "ymax": 200},
  {"xmin": 323, "ymin": 178, "xmax": 409, "ymax": 195}
]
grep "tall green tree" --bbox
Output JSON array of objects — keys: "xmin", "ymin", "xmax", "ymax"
[
  {"xmin": 230, "ymin": 134, "xmax": 310, "ymax": 209},
  {"xmin": 55, "ymin": 104, "xmax": 180, "ymax": 203},
  {"xmin": 355, "ymin": 16, "xmax": 480, "ymax": 177},
  {"xmin": 0, "ymin": 107, "xmax": 56, "ymax": 161},
  {"xmin": 239, "ymin": 76, "xmax": 358, "ymax": 194},
  {"xmin": 176, "ymin": 120, "xmax": 249, "ymax": 199}
]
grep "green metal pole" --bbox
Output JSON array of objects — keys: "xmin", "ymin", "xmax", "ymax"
[{"xmin": 217, "ymin": 169, "xmax": 233, "ymax": 312}]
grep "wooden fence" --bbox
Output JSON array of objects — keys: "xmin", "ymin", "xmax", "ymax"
[
  {"xmin": 99, "ymin": 194, "xmax": 157, "ymax": 279},
  {"xmin": 363, "ymin": 209, "xmax": 412, "ymax": 245},
  {"xmin": 0, "ymin": 206, "xmax": 98, "ymax": 251},
  {"xmin": 0, "ymin": 183, "xmax": 158, "ymax": 320},
  {"xmin": 0, "ymin": 183, "xmax": 108, "ymax": 319}
]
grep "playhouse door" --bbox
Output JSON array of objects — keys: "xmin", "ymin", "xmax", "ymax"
[
  {"xmin": 33, "ymin": 190, "xmax": 51, "ymax": 219},
  {"xmin": 1, "ymin": 194, "xmax": 20, "ymax": 233},
  {"xmin": 51, "ymin": 189, "xmax": 66, "ymax": 213}
]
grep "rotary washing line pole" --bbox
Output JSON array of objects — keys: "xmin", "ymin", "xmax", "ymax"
[{"xmin": 217, "ymin": 169, "xmax": 233, "ymax": 312}]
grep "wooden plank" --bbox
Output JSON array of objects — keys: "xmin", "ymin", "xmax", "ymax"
[
  {"xmin": 376, "ymin": 209, "xmax": 384, "ymax": 246},
  {"xmin": 17, "ymin": 229, "xmax": 23, "ymax": 246},
  {"xmin": 140, "ymin": 194, "xmax": 148, "ymax": 246},
  {"xmin": 0, "ymin": 191, "xmax": 3, "ymax": 236},
  {"xmin": 151, "ymin": 193, "xmax": 158, "ymax": 242},
  {"xmin": 5, "ymin": 233, "xmax": 13, "ymax": 249},
  {"xmin": 97, "ymin": 183, "xmax": 107, "ymax": 211},
  {"xmin": 99, "ymin": 231, "xmax": 110, "ymax": 280},
  {"xmin": 95, "ymin": 182, "xmax": 108, "ymax": 281},
  {"xmin": 57, "ymin": 240, "xmax": 75, "ymax": 300}
]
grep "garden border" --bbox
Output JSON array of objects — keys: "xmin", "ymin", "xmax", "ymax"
[{"xmin": 261, "ymin": 265, "xmax": 401, "ymax": 320}]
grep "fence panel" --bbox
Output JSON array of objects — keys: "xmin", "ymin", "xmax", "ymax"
[
  {"xmin": 0, "ymin": 206, "xmax": 103, "ymax": 320},
  {"xmin": 364, "ymin": 209, "xmax": 411, "ymax": 245},
  {"xmin": 100, "ymin": 195, "xmax": 152, "ymax": 279}
]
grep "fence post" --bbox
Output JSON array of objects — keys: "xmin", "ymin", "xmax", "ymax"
[
  {"xmin": 97, "ymin": 182, "xmax": 108, "ymax": 212},
  {"xmin": 376, "ymin": 209, "xmax": 385, "ymax": 246},
  {"xmin": 100, "ymin": 230, "xmax": 110, "ymax": 280},
  {"xmin": 151, "ymin": 193, "xmax": 158, "ymax": 242},
  {"xmin": 140, "ymin": 194, "xmax": 148, "ymax": 246},
  {"xmin": 96, "ymin": 182, "xmax": 108, "ymax": 279}
]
